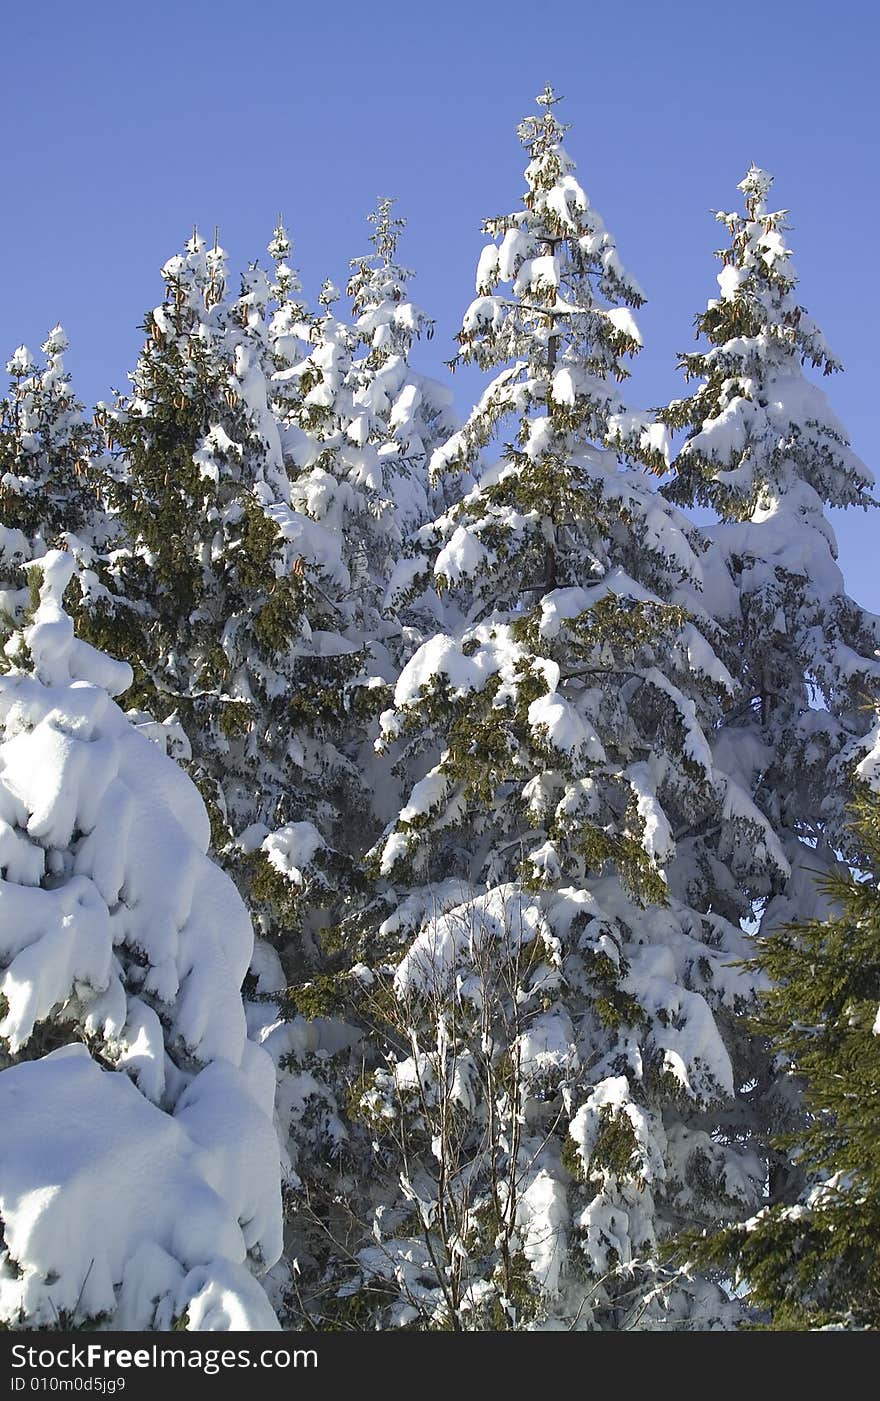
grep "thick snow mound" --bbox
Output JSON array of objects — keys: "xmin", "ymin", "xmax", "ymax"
[
  {"xmin": 394, "ymin": 884, "xmax": 559, "ymax": 999},
  {"xmin": 0, "ymin": 1046, "xmax": 280, "ymax": 1330},
  {"xmin": 0, "ymin": 551, "xmax": 256, "ymax": 1080},
  {"xmin": 0, "ymin": 553, "xmax": 283, "ymax": 1328}
]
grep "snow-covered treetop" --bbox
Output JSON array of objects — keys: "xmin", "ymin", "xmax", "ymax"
[
  {"xmin": 266, "ymin": 217, "xmax": 315, "ymax": 397},
  {"xmin": 736, "ymin": 163, "xmax": 774, "ymax": 212},
  {"xmin": 277, "ymin": 203, "xmax": 454, "ymax": 595},
  {"xmin": 267, "ymin": 216, "xmax": 301, "ymax": 308},
  {"xmin": 663, "ymin": 166, "xmax": 874, "ymax": 516},
  {"xmin": 383, "ymin": 91, "xmax": 677, "ymax": 630},
  {"xmin": 342, "ymin": 200, "xmax": 454, "ymax": 543},
  {"xmin": 228, "ymin": 261, "xmax": 290, "ymax": 502},
  {"xmin": 347, "ymin": 197, "xmax": 434, "ymax": 363},
  {"xmin": 121, "ymin": 225, "xmax": 288, "ymax": 507},
  {"xmin": 158, "ymin": 228, "xmax": 227, "ymax": 325},
  {"xmin": 104, "ymin": 226, "xmax": 323, "ymax": 794},
  {"xmin": 512, "ymin": 85, "xmax": 644, "ymax": 309},
  {"xmin": 375, "ymin": 102, "xmax": 794, "ymax": 914},
  {"xmin": 128, "ymin": 228, "xmax": 228, "ymax": 420},
  {"xmin": 430, "ymin": 87, "xmax": 664, "ymax": 481},
  {"xmin": 657, "ymin": 168, "xmax": 880, "ymax": 871},
  {"xmin": 712, "ymin": 164, "xmax": 830, "ymax": 368},
  {"xmin": 4, "ymin": 325, "xmax": 81, "ymax": 456},
  {"xmin": 0, "ymin": 325, "xmax": 103, "ymax": 556}
]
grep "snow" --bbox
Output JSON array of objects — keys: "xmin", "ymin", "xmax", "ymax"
[
  {"xmin": 264, "ymin": 499, "xmax": 350, "ymax": 592},
  {"xmin": 433, "ymin": 524, "xmax": 493, "ymax": 586},
  {"xmin": 193, "ymin": 424, "xmax": 242, "ymax": 484},
  {"xmin": 461, "ymin": 296, "xmax": 507, "ymax": 339},
  {"xmin": 398, "ymin": 766, "xmax": 451, "ymax": 827},
  {"xmin": 676, "ymin": 622, "xmax": 736, "ymax": 694},
  {"xmin": 854, "ymin": 721, "xmax": 880, "ymax": 793},
  {"xmin": 604, "ymin": 306, "xmax": 642, "ymax": 345},
  {"xmin": 536, "ymin": 572, "xmax": 663, "ymax": 639},
  {"xmin": 0, "ymin": 876, "xmax": 111, "ymax": 1052},
  {"xmin": 391, "ymin": 625, "xmax": 560, "ymax": 726},
  {"xmin": 624, "ymin": 948, "xmax": 736, "ymax": 1101},
  {"xmin": 0, "ymin": 553, "xmax": 282, "ymax": 1329},
  {"xmin": 497, "ymin": 227, "xmax": 534, "ymax": 282},
  {"xmin": 720, "ymin": 776, "xmax": 792, "ymax": 878},
  {"xmin": 376, "ymin": 879, "xmax": 473, "ymax": 941},
  {"xmin": 626, "ymin": 761, "xmax": 674, "ymax": 864},
  {"xmin": 638, "ymin": 667, "xmax": 715, "ymax": 776},
  {"xmin": 717, "ymin": 264, "xmax": 746, "ymax": 302},
  {"xmin": 262, "ymin": 821, "xmax": 325, "ymax": 887},
  {"xmin": 513, "ymin": 253, "xmax": 560, "ymax": 297},
  {"xmin": 0, "ymin": 1046, "xmax": 280, "ymax": 1330},
  {"xmin": 544, "ymin": 176, "xmax": 587, "ymax": 231},
  {"xmin": 394, "ymin": 885, "xmax": 557, "ymax": 999},
  {"xmin": 569, "ymin": 1076, "xmax": 665, "ymax": 1183},
  {"xmin": 392, "ymin": 634, "xmax": 480, "ymax": 708},
  {"xmin": 517, "ymin": 1169, "xmax": 568, "ymax": 1296},
  {"xmin": 1, "ymin": 97, "xmax": 872, "ymax": 1335},
  {"xmin": 379, "ymin": 767, "xmax": 456, "ymax": 874},
  {"xmin": 384, "ymin": 553, "xmax": 430, "ymax": 608},
  {"xmin": 517, "ymin": 1008, "xmax": 578, "ymax": 1081},
  {"xmin": 475, "ymin": 243, "xmax": 500, "ymax": 293},
  {"xmin": 527, "ymin": 692, "xmax": 605, "ymax": 761}
]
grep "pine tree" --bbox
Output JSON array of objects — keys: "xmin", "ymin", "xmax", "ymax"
[
  {"xmin": 98, "ymin": 230, "xmax": 355, "ymax": 968},
  {"xmin": 274, "ymin": 202, "xmax": 454, "ymax": 648},
  {"xmin": 261, "ymin": 202, "xmax": 457, "ymax": 874},
  {"xmin": 345, "ymin": 197, "xmax": 456, "ymax": 556},
  {"xmin": 656, "ymin": 167, "xmax": 880, "ymax": 1202},
  {"xmin": 659, "ymin": 167, "xmax": 880, "ymax": 878},
  {"xmin": 0, "ymin": 326, "xmax": 117, "ymax": 632},
  {"xmin": 259, "ymin": 211, "xmax": 459, "ymax": 1315},
  {"xmin": 320, "ymin": 89, "xmax": 782, "ymax": 1331},
  {"xmin": 0, "ymin": 551, "xmax": 282, "ymax": 1329},
  {"xmin": 265, "ymin": 216, "xmax": 319, "ymax": 427},
  {"xmin": 687, "ymin": 778, "xmax": 880, "ymax": 1329}
]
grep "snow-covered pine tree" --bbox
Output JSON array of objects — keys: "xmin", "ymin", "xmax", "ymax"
[
  {"xmin": 94, "ymin": 229, "xmax": 384, "ymax": 1307},
  {"xmin": 265, "ymin": 216, "xmax": 319, "ymax": 428},
  {"xmin": 259, "ymin": 210, "xmax": 459, "ymax": 1315},
  {"xmin": 255, "ymin": 201, "xmax": 459, "ymax": 916},
  {"xmin": 327, "ymin": 89, "xmax": 781, "ymax": 1331},
  {"xmin": 656, "ymin": 169, "xmax": 880, "ymax": 1200},
  {"xmin": 273, "ymin": 202, "xmax": 454, "ymax": 651},
  {"xmin": 99, "ymin": 230, "xmax": 355, "ymax": 969},
  {"xmin": 0, "ymin": 326, "xmax": 117, "ymax": 632},
  {"xmin": 0, "ymin": 550, "xmax": 282, "ymax": 1330},
  {"xmin": 345, "ymin": 197, "xmax": 457, "ymax": 555},
  {"xmin": 659, "ymin": 166, "xmax": 880, "ymax": 883}
]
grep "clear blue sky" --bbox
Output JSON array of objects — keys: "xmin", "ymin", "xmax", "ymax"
[{"xmin": 1, "ymin": 0, "xmax": 877, "ymax": 604}]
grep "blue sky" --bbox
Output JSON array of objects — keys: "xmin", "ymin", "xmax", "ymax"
[{"xmin": 1, "ymin": 0, "xmax": 877, "ymax": 603}]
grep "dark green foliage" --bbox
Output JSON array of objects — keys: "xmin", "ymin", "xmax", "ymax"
[
  {"xmin": 87, "ymin": 234, "xmax": 367, "ymax": 956},
  {"xmin": 685, "ymin": 792, "xmax": 880, "ymax": 1329},
  {"xmin": 0, "ymin": 330, "xmax": 105, "ymax": 563}
]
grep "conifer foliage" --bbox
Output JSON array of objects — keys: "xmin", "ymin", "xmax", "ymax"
[
  {"xmin": 690, "ymin": 780, "xmax": 880, "ymax": 1330},
  {"xmin": 341, "ymin": 89, "xmax": 776, "ymax": 1331},
  {"xmin": 106, "ymin": 232, "xmax": 301, "ymax": 800},
  {"xmin": 0, "ymin": 91, "xmax": 876, "ymax": 1336},
  {"xmin": 660, "ymin": 167, "xmax": 880, "ymax": 873},
  {"xmin": 0, "ymin": 326, "xmax": 115, "ymax": 635},
  {"xmin": 278, "ymin": 197, "xmax": 455, "ymax": 651},
  {"xmin": 100, "ymin": 231, "xmax": 356, "ymax": 959},
  {"xmin": 654, "ymin": 169, "xmax": 880, "ymax": 1213}
]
